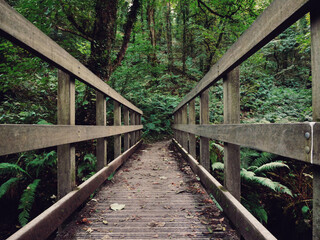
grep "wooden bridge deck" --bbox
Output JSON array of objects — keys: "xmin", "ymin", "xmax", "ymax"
[{"xmin": 55, "ymin": 141, "xmax": 237, "ymax": 240}]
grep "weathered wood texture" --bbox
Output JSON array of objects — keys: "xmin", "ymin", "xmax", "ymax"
[
  {"xmin": 223, "ymin": 68, "xmax": 240, "ymax": 201},
  {"xmin": 311, "ymin": 1, "xmax": 320, "ymax": 239},
  {"xmin": 114, "ymin": 101, "xmax": 122, "ymax": 158},
  {"xmin": 188, "ymin": 100, "xmax": 196, "ymax": 158},
  {"xmin": 200, "ymin": 90, "xmax": 210, "ymax": 171},
  {"xmin": 173, "ymin": 0, "xmax": 310, "ymax": 113},
  {"xmin": 123, "ymin": 106, "xmax": 130, "ymax": 151},
  {"xmin": 130, "ymin": 111, "xmax": 136, "ymax": 147},
  {"xmin": 57, "ymin": 70, "xmax": 75, "ymax": 199},
  {"xmin": 173, "ymin": 123, "xmax": 313, "ymax": 164},
  {"xmin": 0, "ymin": 0, "xmax": 142, "ymax": 115},
  {"xmin": 6, "ymin": 140, "xmax": 142, "ymax": 240},
  {"xmin": 135, "ymin": 113, "xmax": 140, "ymax": 143},
  {"xmin": 96, "ymin": 91, "xmax": 107, "ymax": 170},
  {"xmin": 172, "ymin": 139, "xmax": 276, "ymax": 240},
  {"xmin": 181, "ymin": 105, "xmax": 188, "ymax": 150},
  {"xmin": 0, "ymin": 125, "xmax": 143, "ymax": 156}
]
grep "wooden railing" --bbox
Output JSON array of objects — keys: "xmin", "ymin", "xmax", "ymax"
[
  {"xmin": 0, "ymin": 1, "xmax": 143, "ymax": 239},
  {"xmin": 172, "ymin": 0, "xmax": 320, "ymax": 239}
]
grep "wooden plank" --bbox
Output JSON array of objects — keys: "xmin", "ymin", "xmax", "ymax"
[
  {"xmin": 200, "ymin": 90, "xmax": 210, "ymax": 171},
  {"xmin": 223, "ymin": 67, "xmax": 240, "ymax": 201},
  {"xmin": 6, "ymin": 140, "xmax": 143, "ymax": 240},
  {"xmin": 181, "ymin": 105, "xmax": 188, "ymax": 150},
  {"xmin": 130, "ymin": 111, "xmax": 136, "ymax": 147},
  {"xmin": 0, "ymin": 125, "xmax": 143, "ymax": 156},
  {"xmin": 123, "ymin": 106, "xmax": 130, "ymax": 151},
  {"xmin": 172, "ymin": 139, "xmax": 277, "ymax": 240},
  {"xmin": 311, "ymin": 2, "xmax": 320, "ymax": 239},
  {"xmin": 114, "ymin": 101, "xmax": 121, "ymax": 158},
  {"xmin": 57, "ymin": 70, "xmax": 75, "ymax": 199},
  {"xmin": 96, "ymin": 91, "xmax": 107, "ymax": 170},
  {"xmin": 173, "ymin": 0, "xmax": 310, "ymax": 113},
  {"xmin": 0, "ymin": 0, "xmax": 142, "ymax": 115},
  {"xmin": 135, "ymin": 113, "xmax": 140, "ymax": 143},
  {"xmin": 173, "ymin": 123, "xmax": 313, "ymax": 164},
  {"xmin": 188, "ymin": 100, "xmax": 196, "ymax": 158}
]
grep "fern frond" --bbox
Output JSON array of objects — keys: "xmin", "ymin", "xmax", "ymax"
[
  {"xmin": 0, "ymin": 163, "xmax": 30, "ymax": 177},
  {"xmin": 26, "ymin": 151, "xmax": 57, "ymax": 177},
  {"xmin": 240, "ymin": 148, "xmax": 260, "ymax": 168},
  {"xmin": 247, "ymin": 166, "xmax": 258, "ymax": 171},
  {"xmin": 254, "ymin": 161, "xmax": 290, "ymax": 175},
  {"xmin": 18, "ymin": 179, "xmax": 40, "ymax": 226},
  {"xmin": 0, "ymin": 177, "xmax": 19, "ymax": 199},
  {"xmin": 251, "ymin": 152, "xmax": 277, "ymax": 167},
  {"xmin": 212, "ymin": 162, "xmax": 224, "ymax": 171},
  {"xmin": 211, "ymin": 143, "xmax": 224, "ymax": 153}
]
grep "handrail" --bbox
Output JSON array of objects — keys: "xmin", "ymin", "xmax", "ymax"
[
  {"xmin": 0, "ymin": 1, "xmax": 143, "ymax": 239},
  {"xmin": 172, "ymin": 0, "xmax": 320, "ymax": 240}
]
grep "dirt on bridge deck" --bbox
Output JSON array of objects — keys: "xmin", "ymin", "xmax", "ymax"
[{"xmin": 55, "ymin": 141, "xmax": 238, "ymax": 240}]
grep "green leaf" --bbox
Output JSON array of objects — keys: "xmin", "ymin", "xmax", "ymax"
[{"xmin": 0, "ymin": 177, "xmax": 19, "ymax": 199}]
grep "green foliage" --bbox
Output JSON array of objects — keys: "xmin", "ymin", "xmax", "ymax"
[
  {"xmin": 18, "ymin": 179, "xmax": 41, "ymax": 226},
  {"xmin": 0, "ymin": 163, "xmax": 30, "ymax": 178},
  {"xmin": 25, "ymin": 151, "xmax": 57, "ymax": 178},
  {"xmin": 0, "ymin": 177, "xmax": 19, "ymax": 199},
  {"xmin": 77, "ymin": 153, "xmax": 96, "ymax": 181}
]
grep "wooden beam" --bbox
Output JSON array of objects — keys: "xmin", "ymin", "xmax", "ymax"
[
  {"xmin": 0, "ymin": 125, "xmax": 143, "ymax": 156},
  {"xmin": 96, "ymin": 91, "xmax": 107, "ymax": 170},
  {"xmin": 172, "ymin": 139, "xmax": 276, "ymax": 240},
  {"xmin": 0, "ymin": 0, "xmax": 142, "ymax": 115},
  {"xmin": 114, "ymin": 101, "xmax": 121, "ymax": 158},
  {"xmin": 173, "ymin": 0, "xmax": 310, "ymax": 113},
  {"xmin": 173, "ymin": 123, "xmax": 313, "ymax": 164},
  {"xmin": 311, "ymin": 1, "xmax": 320, "ymax": 238},
  {"xmin": 130, "ymin": 111, "xmax": 136, "ymax": 146},
  {"xmin": 135, "ymin": 113, "xmax": 140, "ymax": 143},
  {"xmin": 57, "ymin": 70, "xmax": 75, "ymax": 199},
  {"xmin": 223, "ymin": 67, "xmax": 240, "ymax": 201},
  {"xmin": 181, "ymin": 105, "xmax": 188, "ymax": 150},
  {"xmin": 200, "ymin": 90, "xmax": 210, "ymax": 171},
  {"xmin": 188, "ymin": 100, "xmax": 196, "ymax": 158},
  {"xmin": 6, "ymin": 140, "xmax": 143, "ymax": 240},
  {"xmin": 123, "ymin": 106, "xmax": 130, "ymax": 151}
]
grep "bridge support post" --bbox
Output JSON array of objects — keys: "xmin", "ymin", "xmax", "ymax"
[
  {"xmin": 181, "ymin": 104, "xmax": 188, "ymax": 150},
  {"xmin": 200, "ymin": 90, "xmax": 210, "ymax": 171},
  {"xmin": 114, "ymin": 101, "xmax": 121, "ymax": 158},
  {"xmin": 188, "ymin": 99, "xmax": 196, "ymax": 158},
  {"xmin": 57, "ymin": 70, "xmax": 75, "ymax": 199},
  {"xmin": 123, "ymin": 106, "xmax": 130, "ymax": 151},
  {"xmin": 223, "ymin": 67, "xmax": 240, "ymax": 201},
  {"xmin": 311, "ymin": 3, "xmax": 320, "ymax": 239},
  {"xmin": 96, "ymin": 91, "xmax": 107, "ymax": 169},
  {"xmin": 135, "ymin": 113, "xmax": 140, "ymax": 143},
  {"xmin": 130, "ymin": 111, "xmax": 136, "ymax": 146}
]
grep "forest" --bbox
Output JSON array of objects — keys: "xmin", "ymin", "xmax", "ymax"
[{"xmin": 0, "ymin": 0, "xmax": 313, "ymax": 239}]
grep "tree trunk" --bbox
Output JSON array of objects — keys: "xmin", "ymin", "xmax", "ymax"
[
  {"xmin": 182, "ymin": 0, "xmax": 188, "ymax": 74},
  {"xmin": 147, "ymin": 0, "xmax": 157, "ymax": 65},
  {"xmin": 166, "ymin": 0, "xmax": 173, "ymax": 72}
]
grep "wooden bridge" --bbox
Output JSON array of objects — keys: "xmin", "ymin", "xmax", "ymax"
[{"xmin": 1, "ymin": 0, "xmax": 320, "ymax": 239}]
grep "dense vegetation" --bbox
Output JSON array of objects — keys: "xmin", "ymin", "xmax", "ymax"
[{"xmin": 0, "ymin": 0, "xmax": 313, "ymax": 239}]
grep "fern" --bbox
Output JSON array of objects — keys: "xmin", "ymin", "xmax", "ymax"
[
  {"xmin": 251, "ymin": 152, "xmax": 277, "ymax": 167},
  {"xmin": 18, "ymin": 179, "xmax": 40, "ymax": 226},
  {"xmin": 0, "ymin": 163, "xmax": 30, "ymax": 177},
  {"xmin": 0, "ymin": 177, "xmax": 19, "ymax": 199},
  {"xmin": 212, "ymin": 162, "xmax": 224, "ymax": 171},
  {"xmin": 241, "ymin": 148, "xmax": 260, "ymax": 168},
  {"xmin": 254, "ymin": 161, "xmax": 290, "ymax": 175},
  {"xmin": 26, "ymin": 151, "xmax": 56, "ymax": 177}
]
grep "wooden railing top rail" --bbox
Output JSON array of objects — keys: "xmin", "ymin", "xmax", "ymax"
[
  {"xmin": 0, "ymin": 0, "xmax": 142, "ymax": 115},
  {"xmin": 173, "ymin": 0, "xmax": 310, "ymax": 113}
]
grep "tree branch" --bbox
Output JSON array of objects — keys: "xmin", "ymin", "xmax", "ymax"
[
  {"xmin": 56, "ymin": 26, "xmax": 93, "ymax": 42},
  {"xmin": 197, "ymin": 0, "xmax": 232, "ymax": 19}
]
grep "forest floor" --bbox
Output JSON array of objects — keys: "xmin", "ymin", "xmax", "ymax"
[{"xmin": 55, "ymin": 140, "xmax": 238, "ymax": 239}]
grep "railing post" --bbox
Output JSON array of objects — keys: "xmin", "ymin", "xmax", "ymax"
[
  {"xmin": 200, "ymin": 90, "xmax": 210, "ymax": 171},
  {"xmin": 223, "ymin": 67, "xmax": 241, "ymax": 201},
  {"xmin": 173, "ymin": 113, "xmax": 177, "ymax": 139},
  {"xmin": 57, "ymin": 70, "xmax": 75, "ymax": 199},
  {"xmin": 139, "ymin": 114, "xmax": 142, "ymax": 139},
  {"xmin": 311, "ymin": 3, "xmax": 320, "ymax": 239},
  {"xmin": 123, "ymin": 106, "xmax": 130, "ymax": 151},
  {"xmin": 114, "ymin": 101, "xmax": 121, "ymax": 158},
  {"xmin": 135, "ymin": 113, "xmax": 140, "ymax": 143},
  {"xmin": 96, "ymin": 91, "xmax": 107, "ymax": 169},
  {"xmin": 181, "ymin": 104, "xmax": 188, "ymax": 150},
  {"xmin": 188, "ymin": 99, "xmax": 196, "ymax": 158},
  {"xmin": 130, "ymin": 110, "xmax": 136, "ymax": 146}
]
